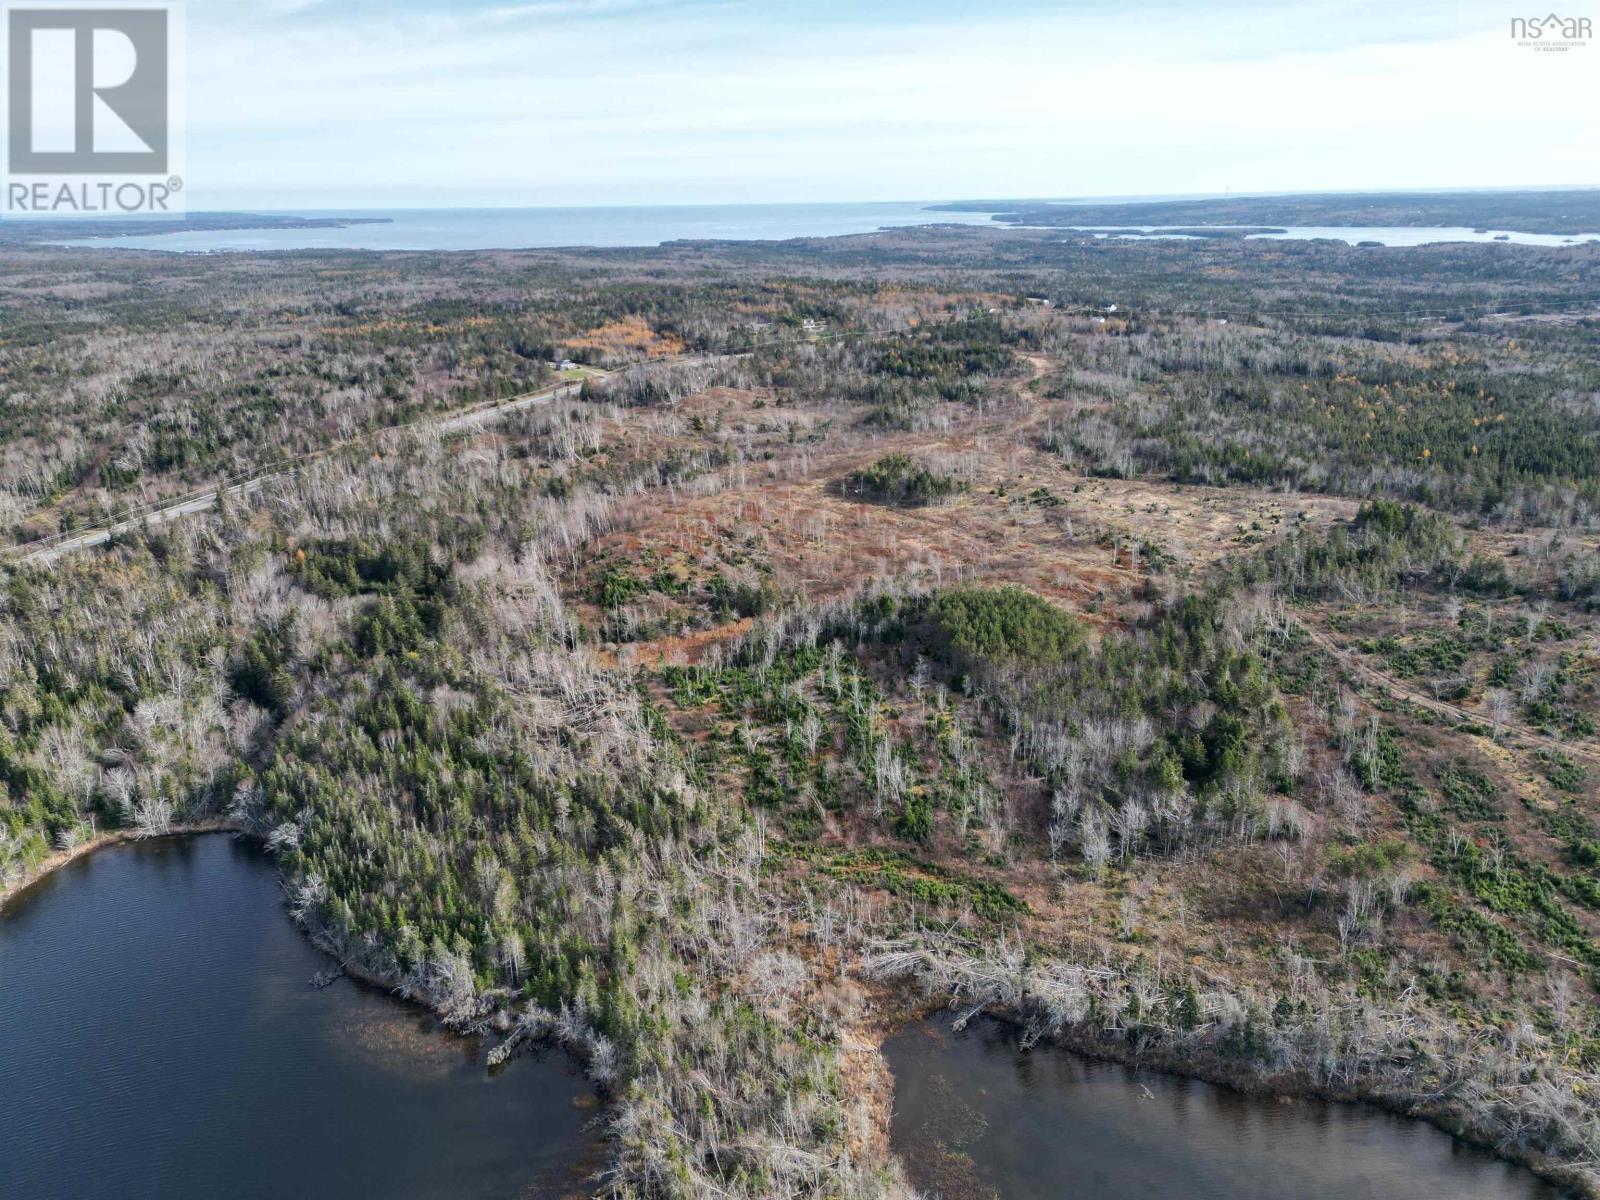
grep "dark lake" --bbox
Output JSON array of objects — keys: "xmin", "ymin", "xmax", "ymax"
[
  {"xmin": 884, "ymin": 1016, "xmax": 1567, "ymax": 1200},
  {"xmin": 0, "ymin": 834, "xmax": 599, "ymax": 1200}
]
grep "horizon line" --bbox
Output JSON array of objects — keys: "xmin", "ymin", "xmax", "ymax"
[{"xmin": 7, "ymin": 182, "xmax": 1600, "ymax": 221}]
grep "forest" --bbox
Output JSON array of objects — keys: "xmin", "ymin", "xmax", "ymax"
[
  {"xmin": 939, "ymin": 188, "xmax": 1600, "ymax": 235},
  {"xmin": 2, "ymin": 223, "xmax": 1599, "ymax": 1197}
]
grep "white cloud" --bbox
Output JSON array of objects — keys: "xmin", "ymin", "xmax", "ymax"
[{"xmin": 179, "ymin": 0, "xmax": 1600, "ymax": 207}]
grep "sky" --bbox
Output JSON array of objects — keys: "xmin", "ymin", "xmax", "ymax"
[{"xmin": 173, "ymin": 0, "xmax": 1599, "ymax": 209}]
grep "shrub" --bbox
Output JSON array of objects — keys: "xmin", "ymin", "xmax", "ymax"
[
  {"xmin": 906, "ymin": 585, "xmax": 1085, "ymax": 669},
  {"xmin": 842, "ymin": 454, "xmax": 966, "ymax": 506}
]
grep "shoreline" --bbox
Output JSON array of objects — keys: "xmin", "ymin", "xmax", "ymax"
[
  {"xmin": 1, "ymin": 827, "xmax": 606, "ymax": 1095},
  {"xmin": 861, "ymin": 988, "xmax": 1598, "ymax": 1200},
  {"xmin": 1, "ymin": 825, "xmax": 604, "ymax": 1077},
  {"xmin": 9, "ymin": 830, "xmax": 1590, "ymax": 1198},
  {"xmin": 0, "ymin": 820, "xmax": 245, "ymax": 912}
]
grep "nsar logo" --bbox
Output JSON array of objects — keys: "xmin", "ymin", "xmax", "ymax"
[{"xmin": 1510, "ymin": 12, "xmax": 1591, "ymax": 51}]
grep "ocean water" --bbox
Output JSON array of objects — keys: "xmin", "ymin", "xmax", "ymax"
[
  {"xmin": 50, "ymin": 201, "xmax": 1006, "ymax": 252},
  {"xmin": 45, "ymin": 202, "xmax": 1600, "ymax": 253}
]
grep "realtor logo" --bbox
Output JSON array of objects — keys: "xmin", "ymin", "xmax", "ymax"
[
  {"xmin": 9, "ymin": 7, "xmax": 166, "ymax": 171},
  {"xmin": 2, "ymin": 3, "xmax": 184, "ymax": 214}
]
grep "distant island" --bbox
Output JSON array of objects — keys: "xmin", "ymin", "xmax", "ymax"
[
  {"xmin": 0, "ymin": 211, "xmax": 394, "ymax": 244},
  {"xmin": 1049, "ymin": 225, "xmax": 1289, "ymax": 239},
  {"xmin": 935, "ymin": 188, "xmax": 1600, "ymax": 235}
]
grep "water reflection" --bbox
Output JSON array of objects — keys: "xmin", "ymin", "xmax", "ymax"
[
  {"xmin": 884, "ymin": 1017, "xmax": 1567, "ymax": 1200},
  {"xmin": 0, "ymin": 835, "xmax": 598, "ymax": 1200}
]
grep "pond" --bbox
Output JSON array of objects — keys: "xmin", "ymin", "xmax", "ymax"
[
  {"xmin": 0, "ymin": 834, "xmax": 599, "ymax": 1200},
  {"xmin": 884, "ymin": 1016, "xmax": 1567, "ymax": 1200}
]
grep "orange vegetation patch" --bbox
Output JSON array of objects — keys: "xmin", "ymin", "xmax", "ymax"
[
  {"xmin": 565, "ymin": 315, "xmax": 685, "ymax": 359},
  {"xmin": 566, "ymin": 379, "xmax": 1366, "ymax": 667},
  {"xmin": 555, "ymin": 357, "xmax": 1360, "ymax": 664},
  {"xmin": 602, "ymin": 434, "xmax": 1357, "ymax": 658},
  {"xmin": 604, "ymin": 619, "xmax": 756, "ymax": 668}
]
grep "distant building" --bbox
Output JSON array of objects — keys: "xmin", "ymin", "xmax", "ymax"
[{"xmin": 559, "ymin": 359, "xmax": 577, "ymax": 371}]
